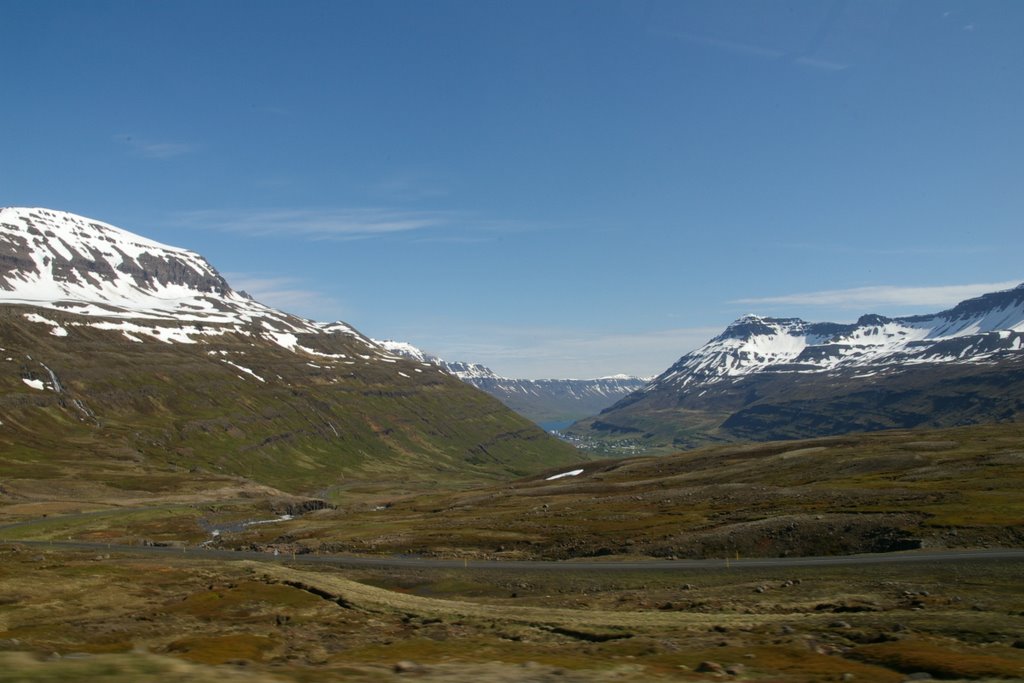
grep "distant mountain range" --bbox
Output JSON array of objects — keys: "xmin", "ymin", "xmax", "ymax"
[
  {"xmin": 570, "ymin": 283, "xmax": 1024, "ymax": 452},
  {"xmin": 0, "ymin": 207, "xmax": 580, "ymax": 492},
  {"xmin": 374, "ymin": 340, "xmax": 649, "ymax": 424}
]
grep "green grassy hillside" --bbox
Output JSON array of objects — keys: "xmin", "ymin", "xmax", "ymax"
[
  {"xmin": 0, "ymin": 305, "xmax": 582, "ymax": 498},
  {"xmin": 205, "ymin": 421, "xmax": 1024, "ymax": 560}
]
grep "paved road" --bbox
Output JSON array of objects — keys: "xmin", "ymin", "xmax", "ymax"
[{"xmin": 6, "ymin": 538, "xmax": 1023, "ymax": 571}]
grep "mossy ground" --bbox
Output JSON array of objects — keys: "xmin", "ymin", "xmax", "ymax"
[
  {"xmin": 0, "ymin": 304, "xmax": 582, "ymax": 497},
  {"xmin": 183, "ymin": 422, "xmax": 1024, "ymax": 561},
  {"xmin": 0, "ymin": 548, "xmax": 1022, "ymax": 681},
  {"xmin": 3, "ymin": 354, "xmax": 1024, "ymax": 683}
]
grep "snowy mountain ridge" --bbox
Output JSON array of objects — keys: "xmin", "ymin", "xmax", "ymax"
[
  {"xmin": 374, "ymin": 338, "xmax": 649, "ymax": 423},
  {"xmin": 373, "ymin": 340, "xmax": 497, "ymax": 380},
  {"xmin": 0, "ymin": 206, "xmax": 373, "ymax": 352},
  {"xmin": 374, "ymin": 339, "xmax": 649, "ymax": 386},
  {"xmin": 573, "ymin": 283, "xmax": 1024, "ymax": 451},
  {"xmin": 653, "ymin": 285, "xmax": 1024, "ymax": 392}
]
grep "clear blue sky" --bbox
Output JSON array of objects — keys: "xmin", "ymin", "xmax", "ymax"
[{"xmin": 3, "ymin": 1, "xmax": 1022, "ymax": 378}]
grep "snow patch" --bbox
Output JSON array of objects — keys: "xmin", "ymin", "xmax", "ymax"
[
  {"xmin": 244, "ymin": 514, "xmax": 293, "ymax": 527},
  {"xmin": 546, "ymin": 469, "xmax": 584, "ymax": 481},
  {"xmin": 222, "ymin": 360, "xmax": 266, "ymax": 382},
  {"xmin": 23, "ymin": 312, "xmax": 68, "ymax": 337}
]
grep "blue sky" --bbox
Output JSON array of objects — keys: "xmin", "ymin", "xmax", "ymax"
[{"xmin": 3, "ymin": 0, "xmax": 1022, "ymax": 378}]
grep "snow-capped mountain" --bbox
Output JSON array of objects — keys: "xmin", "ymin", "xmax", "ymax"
[
  {"xmin": 652, "ymin": 284, "xmax": 1024, "ymax": 392},
  {"xmin": 374, "ymin": 340, "xmax": 496, "ymax": 380},
  {"xmin": 0, "ymin": 206, "xmax": 372, "ymax": 348},
  {"xmin": 4, "ymin": 207, "xmax": 254, "ymax": 319},
  {"xmin": 374, "ymin": 339, "xmax": 648, "ymax": 424},
  {"xmin": 0, "ymin": 207, "xmax": 579, "ymax": 483},
  {"xmin": 572, "ymin": 283, "xmax": 1024, "ymax": 450}
]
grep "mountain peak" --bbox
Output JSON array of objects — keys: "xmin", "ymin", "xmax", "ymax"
[
  {"xmin": 0, "ymin": 206, "xmax": 333, "ymax": 339},
  {"xmin": 649, "ymin": 282, "xmax": 1024, "ymax": 394},
  {"xmin": 856, "ymin": 313, "xmax": 893, "ymax": 326},
  {"xmin": 717, "ymin": 314, "xmax": 807, "ymax": 341},
  {"xmin": 0, "ymin": 206, "xmax": 237, "ymax": 317},
  {"xmin": 3, "ymin": 206, "xmax": 193, "ymax": 255},
  {"xmin": 585, "ymin": 281, "xmax": 1024, "ymax": 451}
]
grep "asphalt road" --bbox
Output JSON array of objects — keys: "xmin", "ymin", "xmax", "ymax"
[{"xmin": 6, "ymin": 538, "xmax": 1024, "ymax": 572}]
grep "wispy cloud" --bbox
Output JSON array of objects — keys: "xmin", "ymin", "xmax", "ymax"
[
  {"xmin": 733, "ymin": 281, "xmax": 1022, "ymax": 310},
  {"xmin": 175, "ymin": 208, "xmax": 453, "ymax": 240},
  {"xmin": 403, "ymin": 325, "xmax": 721, "ymax": 380},
  {"xmin": 365, "ymin": 174, "xmax": 449, "ymax": 202},
  {"xmin": 785, "ymin": 242, "xmax": 995, "ymax": 257},
  {"xmin": 409, "ymin": 235, "xmax": 493, "ymax": 245},
  {"xmin": 223, "ymin": 273, "xmax": 345, "ymax": 320},
  {"xmin": 116, "ymin": 134, "xmax": 197, "ymax": 159},
  {"xmin": 175, "ymin": 207, "xmax": 541, "ymax": 242},
  {"xmin": 653, "ymin": 29, "xmax": 848, "ymax": 71},
  {"xmin": 661, "ymin": 30, "xmax": 784, "ymax": 59},
  {"xmin": 793, "ymin": 55, "xmax": 848, "ymax": 72}
]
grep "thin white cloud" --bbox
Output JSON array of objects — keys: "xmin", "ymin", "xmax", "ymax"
[
  {"xmin": 411, "ymin": 235, "xmax": 493, "ymax": 245},
  {"xmin": 175, "ymin": 207, "xmax": 540, "ymax": 242},
  {"xmin": 365, "ymin": 174, "xmax": 449, "ymax": 202},
  {"xmin": 116, "ymin": 134, "xmax": 197, "ymax": 159},
  {"xmin": 654, "ymin": 30, "xmax": 848, "ymax": 71},
  {"xmin": 654, "ymin": 29, "xmax": 784, "ymax": 59},
  {"xmin": 733, "ymin": 281, "xmax": 1022, "ymax": 309},
  {"xmin": 223, "ymin": 273, "xmax": 345, "ymax": 320},
  {"xmin": 794, "ymin": 55, "xmax": 848, "ymax": 72},
  {"xmin": 398, "ymin": 325, "xmax": 721, "ymax": 380},
  {"xmin": 175, "ymin": 208, "xmax": 451, "ymax": 240},
  {"xmin": 785, "ymin": 242, "xmax": 994, "ymax": 256}
]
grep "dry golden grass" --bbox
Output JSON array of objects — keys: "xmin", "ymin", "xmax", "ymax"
[
  {"xmin": 254, "ymin": 562, "xmax": 820, "ymax": 633},
  {"xmin": 0, "ymin": 652, "xmax": 291, "ymax": 682},
  {"xmin": 852, "ymin": 638, "xmax": 1024, "ymax": 679}
]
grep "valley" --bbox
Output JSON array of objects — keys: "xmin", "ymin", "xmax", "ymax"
[
  {"xmin": 7, "ymin": 0, "xmax": 1024, "ymax": 679},
  {"xmin": 375, "ymin": 340, "xmax": 649, "ymax": 425},
  {"xmin": 2, "ymin": 531, "xmax": 1023, "ymax": 681},
  {"xmin": 1, "ymin": 207, "xmax": 1023, "ymax": 682},
  {"xmin": 5, "ymin": 422, "xmax": 1022, "ymax": 562},
  {"xmin": 2, "ymin": 420, "xmax": 1023, "ymax": 681}
]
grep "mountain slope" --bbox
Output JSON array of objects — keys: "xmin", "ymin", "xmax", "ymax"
[
  {"xmin": 569, "ymin": 284, "xmax": 1024, "ymax": 452},
  {"xmin": 375, "ymin": 340, "xmax": 648, "ymax": 424},
  {"xmin": 0, "ymin": 207, "xmax": 581, "ymax": 494}
]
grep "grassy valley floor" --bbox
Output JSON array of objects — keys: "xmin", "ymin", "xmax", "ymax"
[
  {"xmin": 1, "ymin": 423, "xmax": 1023, "ymax": 681},
  {"xmin": 1, "ymin": 548, "xmax": 1023, "ymax": 682},
  {"xmin": 147, "ymin": 422, "xmax": 1023, "ymax": 562}
]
